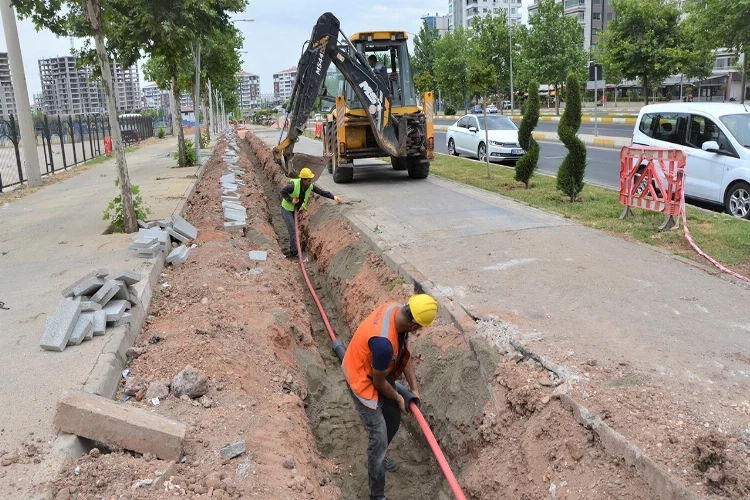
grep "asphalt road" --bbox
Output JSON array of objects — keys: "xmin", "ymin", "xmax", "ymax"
[
  {"xmin": 434, "ymin": 118, "xmax": 634, "ymax": 138},
  {"xmin": 434, "ymin": 130, "xmax": 621, "ymax": 188}
]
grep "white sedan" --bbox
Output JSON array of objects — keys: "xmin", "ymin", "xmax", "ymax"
[{"xmin": 446, "ymin": 114, "xmax": 525, "ymax": 163}]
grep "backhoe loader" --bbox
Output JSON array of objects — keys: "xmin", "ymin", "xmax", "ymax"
[{"xmin": 272, "ymin": 12, "xmax": 435, "ymax": 183}]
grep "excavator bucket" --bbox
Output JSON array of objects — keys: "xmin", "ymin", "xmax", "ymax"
[{"xmin": 287, "ymin": 153, "xmax": 328, "ymax": 182}]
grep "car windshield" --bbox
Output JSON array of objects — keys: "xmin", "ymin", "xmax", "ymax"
[
  {"xmin": 477, "ymin": 115, "xmax": 517, "ymax": 131},
  {"xmin": 720, "ymin": 113, "xmax": 750, "ymax": 149}
]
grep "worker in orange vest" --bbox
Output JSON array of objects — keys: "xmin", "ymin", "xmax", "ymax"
[{"xmin": 342, "ymin": 294, "xmax": 439, "ymax": 500}]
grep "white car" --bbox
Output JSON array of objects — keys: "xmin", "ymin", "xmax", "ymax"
[
  {"xmin": 633, "ymin": 103, "xmax": 750, "ymax": 218},
  {"xmin": 486, "ymin": 104, "xmax": 498, "ymax": 114},
  {"xmin": 446, "ymin": 114, "xmax": 525, "ymax": 163}
]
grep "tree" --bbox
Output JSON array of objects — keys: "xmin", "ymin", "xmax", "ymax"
[
  {"xmin": 684, "ymin": 0, "xmax": 750, "ymax": 103},
  {"xmin": 523, "ymin": 0, "xmax": 587, "ymax": 115},
  {"xmin": 471, "ymin": 13, "xmax": 511, "ymax": 113},
  {"xmin": 515, "ymin": 80, "xmax": 540, "ymax": 188},
  {"xmin": 413, "ymin": 20, "xmax": 438, "ymax": 95},
  {"xmin": 435, "ymin": 26, "xmax": 470, "ymax": 111},
  {"xmin": 598, "ymin": 0, "xmax": 682, "ymax": 105},
  {"xmin": 556, "ymin": 73, "xmax": 587, "ymax": 202},
  {"xmin": 468, "ymin": 34, "xmax": 497, "ymax": 178}
]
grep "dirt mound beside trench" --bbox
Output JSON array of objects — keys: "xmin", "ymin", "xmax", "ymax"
[
  {"xmin": 46, "ymin": 135, "xmax": 342, "ymax": 500},
  {"xmin": 244, "ymin": 132, "xmax": 654, "ymax": 499}
]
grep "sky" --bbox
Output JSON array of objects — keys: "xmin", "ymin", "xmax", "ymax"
[{"xmin": 0, "ymin": 0, "xmax": 530, "ymax": 99}]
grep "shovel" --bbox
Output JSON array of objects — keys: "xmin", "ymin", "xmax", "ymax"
[{"xmin": 286, "ymin": 153, "xmax": 329, "ymax": 182}]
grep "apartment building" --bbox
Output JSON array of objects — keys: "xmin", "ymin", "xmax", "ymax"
[
  {"xmin": 38, "ymin": 56, "xmax": 140, "ymax": 115},
  {"xmin": 236, "ymin": 71, "xmax": 260, "ymax": 110},
  {"xmin": 273, "ymin": 67, "xmax": 297, "ymax": 103},
  {"xmin": 449, "ymin": 0, "xmax": 523, "ymax": 31},
  {"xmin": 0, "ymin": 53, "xmax": 16, "ymax": 119},
  {"xmin": 527, "ymin": 0, "xmax": 614, "ymax": 51},
  {"xmin": 141, "ymin": 83, "xmax": 170, "ymax": 110},
  {"xmin": 421, "ymin": 13, "xmax": 451, "ymax": 36}
]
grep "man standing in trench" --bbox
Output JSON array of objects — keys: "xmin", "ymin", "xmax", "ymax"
[
  {"xmin": 280, "ymin": 167, "xmax": 342, "ymax": 258},
  {"xmin": 342, "ymin": 294, "xmax": 439, "ymax": 500}
]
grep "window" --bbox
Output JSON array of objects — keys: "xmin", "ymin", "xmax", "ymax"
[
  {"xmin": 607, "ymin": 12, "xmax": 613, "ymax": 20},
  {"xmin": 640, "ymin": 112, "xmax": 689, "ymax": 146},
  {"xmin": 593, "ymin": 12, "xmax": 601, "ymax": 20},
  {"xmin": 457, "ymin": 116, "xmax": 471, "ymax": 128},
  {"xmin": 687, "ymin": 114, "xmax": 735, "ymax": 153},
  {"xmin": 721, "ymin": 113, "xmax": 750, "ymax": 149}
]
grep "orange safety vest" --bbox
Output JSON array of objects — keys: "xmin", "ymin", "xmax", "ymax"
[{"xmin": 342, "ymin": 302, "xmax": 411, "ymax": 410}]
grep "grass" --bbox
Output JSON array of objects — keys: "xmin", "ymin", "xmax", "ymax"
[
  {"xmin": 302, "ymin": 129, "xmax": 321, "ymax": 141},
  {"xmin": 430, "ymin": 154, "xmax": 750, "ymax": 268}
]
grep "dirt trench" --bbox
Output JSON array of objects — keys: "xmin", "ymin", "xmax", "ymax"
[{"xmin": 244, "ymin": 132, "xmax": 655, "ymax": 500}]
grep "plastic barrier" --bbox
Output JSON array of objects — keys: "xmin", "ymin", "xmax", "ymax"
[
  {"xmin": 314, "ymin": 121, "xmax": 323, "ymax": 138},
  {"xmin": 619, "ymin": 146, "xmax": 686, "ymax": 231},
  {"xmin": 104, "ymin": 136, "xmax": 112, "ymax": 157}
]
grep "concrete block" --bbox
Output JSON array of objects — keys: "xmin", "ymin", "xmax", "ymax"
[
  {"xmin": 61, "ymin": 270, "xmax": 109, "ymax": 298},
  {"xmin": 221, "ymin": 195, "xmax": 240, "ymax": 202},
  {"xmin": 166, "ymin": 227, "xmax": 188, "ymax": 243},
  {"xmin": 80, "ymin": 300, "xmax": 102, "ymax": 312},
  {"xmin": 167, "ymin": 246, "xmax": 190, "ymax": 265},
  {"xmin": 111, "ymin": 280, "xmax": 129, "ymax": 301},
  {"xmin": 248, "ymin": 251, "xmax": 267, "ymax": 262},
  {"xmin": 170, "ymin": 214, "xmax": 198, "ymax": 240},
  {"xmin": 136, "ymin": 241, "xmax": 161, "ymax": 256},
  {"xmin": 138, "ymin": 220, "xmax": 158, "ymax": 229},
  {"xmin": 224, "ymin": 209, "xmax": 246, "ymax": 222},
  {"xmin": 40, "ymin": 297, "xmax": 83, "ymax": 351},
  {"xmin": 126, "ymin": 285, "xmax": 140, "ymax": 306},
  {"xmin": 129, "ymin": 235, "xmax": 158, "ymax": 249},
  {"xmin": 222, "ymin": 201, "xmax": 244, "ymax": 211},
  {"xmin": 91, "ymin": 280, "xmax": 119, "ymax": 305},
  {"xmin": 69, "ymin": 277, "xmax": 106, "ymax": 298},
  {"xmin": 92, "ymin": 310, "xmax": 107, "ymax": 336},
  {"xmin": 54, "ymin": 390, "xmax": 186, "ymax": 461},
  {"xmin": 224, "ymin": 221, "xmax": 246, "ymax": 229},
  {"xmin": 113, "ymin": 312, "xmax": 132, "ymax": 327},
  {"xmin": 156, "ymin": 219, "xmax": 171, "ymax": 229},
  {"xmin": 219, "ymin": 441, "xmax": 246, "ymax": 459},
  {"xmin": 67, "ymin": 312, "xmax": 93, "ymax": 346},
  {"xmin": 103, "ymin": 300, "xmax": 129, "ymax": 323},
  {"xmin": 107, "ymin": 270, "xmax": 141, "ymax": 286}
]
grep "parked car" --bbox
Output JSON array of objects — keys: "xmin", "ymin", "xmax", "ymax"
[
  {"xmin": 446, "ymin": 114, "xmax": 525, "ymax": 163},
  {"xmin": 470, "ymin": 105, "xmax": 483, "ymax": 114},
  {"xmin": 313, "ymin": 113, "xmax": 322, "ymax": 122},
  {"xmin": 486, "ymin": 104, "xmax": 498, "ymax": 114},
  {"xmin": 632, "ymin": 102, "xmax": 750, "ymax": 219},
  {"xmin": 502, "ymin": 100, "xmax": 512, "ymax": 110}
]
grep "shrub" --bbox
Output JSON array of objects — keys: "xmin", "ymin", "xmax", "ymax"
[
  {"xmin": 556, "ymin": 73, "xmax": 587, "ymax": 202},
  {"xmin": 515, "ymin": 80, "xmax": 540, "ymax": 189},
  {"xmin": 174, "ymin": 139, "xmax": 198, "ymax": 167},
  {"xmin": 444, "ymin": 105, "xmax": 457, "ymax": 116},
  {"xmin": 102, "ymin": 179, "xmax": 150, "ymax": 233},
  {"xmin": 666, "ymin": 91, "xmax": 673, "ymax": 101},
  {"xmin": 157, "ymin": 127, "xmax": 165, "ymax": 139}
]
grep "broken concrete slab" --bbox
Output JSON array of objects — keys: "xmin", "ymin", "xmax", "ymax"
[
  {"xmin": 166, "ymin": 246, "xmax": 190, "ymax": 265},
  {"xmin": 248, "ymin": 251, "xmax": 267, "ymax": 262},
  {"xmin": 103, "ymin": 300, "xmax": 129, "ymax": 323},
  {"xmin": 67, "ymin": 312, "xmax": 94, "ymax": 346},
  {"xmin": 107, "ymin": 270, "xmax": 141, "ymax": 286},
  {"xmin": 40, "ymin": 297, "xmax": 83, "ymax": 352},
  {"xmin": 55, "ymin": 390, "xmax": 186, "ymax": 461},
  {"xmin": 138, "ymin": 220, "xmax": 159, "ymax": 229},
  {"xmin": 219, "ymin": 441, "xmax": 246, "ymax": 459},
  {"xmin": 69, "ymin": 277, "xmax": 106, "ymax": 298},
  {"xmin": 224, "ymin": 221, "xmax": 246, "ymax": 229},
  {"xmin": 92, "ymin": 310, "xmax": 107, "ymax": 336},
  {"xmin": 166, "ymin": 228, "xmax": 189, "ymax": 243},
  {"xmin": 80, "ymin": 300, "xmax": 102, "ymax": 312},
  {"xmin": 170, "ymin": 214, "xmax": 198, "ymax": 240},
  {"xmin": 61, "ymin": 269, "xmax": 109, "ymax": 298},
  {"xmin": 113, "ymin": 312, "xmax": 133, "ymax": 327},
  {"xmin": 91, "ymin": 280, "xmax": 120, "ymax": 305}
]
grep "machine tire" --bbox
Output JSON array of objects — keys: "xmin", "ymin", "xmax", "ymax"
[
  {"xmin": 407, "ymin": 158, "xmax": 430, "ymax": 179},
  {"xmin": 333, "ymin": 164, "xmax": 354, "ymax": 183},
  {"xmin": 391, "ymin": 156, "xmax": 408, "ymax": 170}
]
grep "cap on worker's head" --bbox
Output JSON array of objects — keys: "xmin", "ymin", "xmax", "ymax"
[
  {"xmin": 299, "ymin": 167, "xmax": 315, "ymax": 179},
  {"xmin": 407, "ymin": 294, "xmax": 438, "ymax": 327}
]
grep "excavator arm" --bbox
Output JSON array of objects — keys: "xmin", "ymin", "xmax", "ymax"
[{"xmin": 272, "ymin": 12, "xmax": 407, "ymax": 175}]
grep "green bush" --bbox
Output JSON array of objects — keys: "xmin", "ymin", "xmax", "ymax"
[
  {"xmin": 102, "ymin": 179, "xmax": 150, "ymax": 233},
  {"xmin": 556, "ymin": 73, "xmax": 587, "ymax": 202},
  {"xmin": 515, "ymin": 80, "xmax": 540, "ymax": 189},
  {"xmin": 174, "ymin": 139, "xmax": 198, "ymax": 167},
  {"xmin": 157, "ymin": 127, "xmax": 165, "ymax": 139},
  {"xmin": 666, "ymin": 91, "xmax": 673, "ymax": 101},
  {"xmin": 200, "ymin": 129, "xmax": 210, "ymax": 148},
  {"xmin": 444, "ymin": 105, "xmax": 457, "ymax": 116}
]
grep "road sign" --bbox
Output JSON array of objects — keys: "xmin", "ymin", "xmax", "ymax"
[{"xmin": 586, "ymin": 80, "xmax": 606, "ymax": 90}]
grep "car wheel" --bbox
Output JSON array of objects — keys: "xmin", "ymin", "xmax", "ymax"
[
  {"xmin": 725, "ymin": 181, "xmax": 750, "ymax": 219},
  {"xmin": 448, "ymin": 138, "xmax": 458, "ymax": 156},
  {"xmin": 477, "ymin": 143, "xmax": 487, "ymax": 162}
]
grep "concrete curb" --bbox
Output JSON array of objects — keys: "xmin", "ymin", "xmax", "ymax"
[{"xmin": 36, "ymin": 136, "xmax": 216, "ymax": 497}]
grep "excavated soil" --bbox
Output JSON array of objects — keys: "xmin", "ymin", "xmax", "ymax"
[{"xmin": 245, "ymin": 132, "xmax": 655, "ymax": 499}]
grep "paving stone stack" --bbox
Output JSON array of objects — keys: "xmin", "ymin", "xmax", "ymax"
[
  {"xmin": 221, "ymin": 143, "xmax": 248, "ymax": 230},
  {"xmin": 130, "ymin": 215, "xmax": 198, "ymax": 265},
  {"xmin": 40, "ymin": 269, "xmax": 142, "ymax": 352}
]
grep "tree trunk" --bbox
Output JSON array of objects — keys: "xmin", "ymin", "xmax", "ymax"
[
  {"xmin": 169, "ymin": 81, "xmax": 178, "ymax": 136},
  {"xmin": 483, "ymin": 94, "xmax": 491, "ymax": 179},
  {"xmin": 192, "ymin": 42, "xmax": 201, "ymax": 160},
  {"xmin": 81, "ymin": 0, "xmax": 137, "ymax": 233},
  {"xmin": 170, "ymin": 63, "xmax": 186, "ymax": 167},
  {"xmin": 555, "ymin": 83, "xmax": 560, "ymax": 116},
  {"xmin": 643, "ymin": 76, "xmax": 649, "ymax": 105},
  {"xmin": 741, "ymin": 52, "xmax": 747, "ymax": 104}
]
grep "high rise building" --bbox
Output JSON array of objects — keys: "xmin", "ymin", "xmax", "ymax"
[
  {"xmin": 273, "ymin": 67, "xmax": 297, "ymax": 103},
  {"xmin": 236, "ymin": 71, "xmax": 260, "ymax": 109},
  {"xmin": 38, "ymin": 56, "xmax": 140, "ymax": 115},
  {"xmin": 449, "ymin": 0, "xmax": 523, "ymax": 31},
  {"xmin": 527, "ymin": 0, "xmax": 614, "ymax": 51},
  {"xmin": 141, "ymin": 83, "xmax": 170, "ymax": 110},
  {"xmin": 0, "ymin": 53, "xmax": 17, "ymax": 119},
  {"xmin": 421, "ymin": 13, "xmax": 451, "ymax": 36}
]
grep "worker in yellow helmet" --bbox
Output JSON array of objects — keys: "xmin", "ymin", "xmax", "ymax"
[
  {"xmin": 280, "ymin": 167, "xmax": 343, "ymax": 258},
  {"xmin": 342, "ymin": 294, "xmax": 438, "ymax": 499}
]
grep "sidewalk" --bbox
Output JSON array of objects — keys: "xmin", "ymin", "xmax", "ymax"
[
  {"xmin": 252, "ymin": 126, "xmax": 750, "ymax": 497},
  {"xmin": 0, "ymin": 137, "xmax": 201, "ymax": 497}
]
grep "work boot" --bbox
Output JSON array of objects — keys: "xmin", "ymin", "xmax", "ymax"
[{"xmin": 383, "ymin": 457, "xmax": 400, "ymax": 472}]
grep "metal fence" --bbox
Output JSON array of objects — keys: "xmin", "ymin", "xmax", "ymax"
[{"xmin": 0, "ymin": 113, "xmax": 157, "ymax": 193}]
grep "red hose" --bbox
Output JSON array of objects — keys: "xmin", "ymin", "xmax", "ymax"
[{"xmin": 293, "ymin": 210, "xmax": 468, "ymax": 499}]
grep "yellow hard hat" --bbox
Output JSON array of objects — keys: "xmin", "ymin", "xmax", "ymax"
[
  {"xmin": 299, "ymin": 168, "xmax": 315, "ymax": 179},
  {"xmin": 408, "ymin": 294, "xmax": 438, "ymax": 327}
]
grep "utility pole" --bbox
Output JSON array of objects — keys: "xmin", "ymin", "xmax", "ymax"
[
  {"xmin": 0, "ymin": 0, "xmax": 42, "ymax": 187},
  {"xmin": 206, "ymin": 79, "xmax": 213, "ymax": 142},
  {"xmin": 508, "ymin": 5, "xmax": 514, "ymax": 113},
  {"xmin": 191, "ymin": 41, "xmax": 201, "ymax": 159}
]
